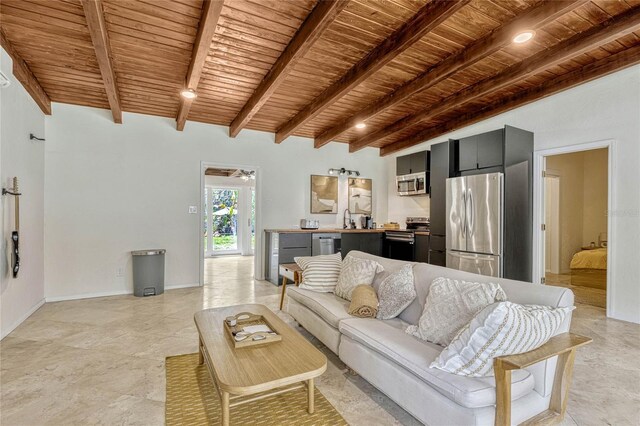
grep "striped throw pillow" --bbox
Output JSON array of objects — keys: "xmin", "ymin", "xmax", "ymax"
[
  {"xmin": 295, "ymin": 253, "xmax": 343, "ymax": 292},
  {"xmin": 431, "ymin": 301, "xmax": 574, "ymax": 377}
]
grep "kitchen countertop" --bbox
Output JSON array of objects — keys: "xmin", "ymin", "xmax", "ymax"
[
  {"xmin": 264, "ymin": 228, "xmax": 430, "ymax": 235},
  {"xmin": 264, "ymin": 228, "xmax": 385, "ymax": 234}
]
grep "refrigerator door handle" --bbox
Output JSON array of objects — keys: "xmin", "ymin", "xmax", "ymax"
[
  {"xmin": 467, "ymin": 188, "xmax": 474, "ymax": 237},
  {"xmin": 461, "ymin": 189, "xmax": 467, "ymax": 239}
]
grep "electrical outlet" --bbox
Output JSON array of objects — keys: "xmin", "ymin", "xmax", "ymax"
[
  {"xmin": 116, "ymin": 267, "xmax": 124, "ymax": 277},
  {"xmin": 189, "ymin": 206, "xmax": 197, "ymax": 214}
]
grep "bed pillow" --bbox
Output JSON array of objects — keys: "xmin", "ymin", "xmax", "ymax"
[
  {"xmin": 406, "ymin": 277, "xmax": 506, "ymax": 346},
  {"xmin": 376, "ymin": 264, "xmax": 416, "ymax": 320},
  {"xmin": 335, "ymin": 254, "xmax": 384, "ymax": 301},
  {"xmin": 431, "ymin": 301, "xmax": 574, "ymax": 377},
  {"xmin": 295, "ymin": 253, "xmax": 342, "ymax": 292}
]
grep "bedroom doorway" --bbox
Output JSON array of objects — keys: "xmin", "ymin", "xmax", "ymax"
[{"xmin": 540, "ymin": 147, "xmax": 609, "ymax": 309}]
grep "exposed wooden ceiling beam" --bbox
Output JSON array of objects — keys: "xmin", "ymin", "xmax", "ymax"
[
  {"xmin": 176, "ymin": 0, "xmax": 224, "ymax": 131},
  {"xmin": 380, "ymin": 44, "xmax": 640, "ymax": 157},
  {"xmin": 229, "ymin": 0, "xmax": 348, "ymax": 138},
  {"xmin": 351, "ymin": 6, "xmax": 640, "ymax": 152},
  {"xmin": 205, "ymin": 168, "xmax": 237, "ymax": 176},
  {"xmin": 81, "ymin": 0, "xmax": 122, "ymax": 123},
  {"xmin": 315, "ymin": 0, "xmax": 587, "ymax": 149},
  {"xmin": 0, "ymin": 30, "xmax": 51, "ymax": 115},
  {"xmin": 274, "ymin": 0, "xmax": 470, "ymax": 144}
]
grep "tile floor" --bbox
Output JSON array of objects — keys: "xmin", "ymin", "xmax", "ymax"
[{"xmin": 1, "ymin": 256, "xmax": 639, "ymax": 425}]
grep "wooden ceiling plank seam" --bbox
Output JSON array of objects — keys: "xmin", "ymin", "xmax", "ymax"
[
  {"xmin": 82, "ymin": 0, "xmax": 123, "ymax": 123},
  {"xmin": 176, "ymin": 0, "xmax": 224, "ymax": 131},
  {"xmin": 0, "ymin": 29, "xmax": 52, "ymax": 115},
  {"xmin": 317, "ymin": 0, "xmax": 587, "ymax": 150},
  {"xmin": 274, "ymin": 0, "xmax": 471, "ymax": 144},
  {"xmin": 350, "ymin": 3, "xmax": 640, "ymax": 152},
  {"xmin": 380, "ymin": 42, "xmax": 640, "ymax": 156},
  {"xmin": 228, "ymin": 0, "xmax": 348, "ymax": 137}
]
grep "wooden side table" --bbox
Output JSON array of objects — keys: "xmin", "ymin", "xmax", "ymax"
[
  {"xmin": 494, "ymin": 332, "xmax": 592, "ymax": 426},
  {"xmin": 279, "ymin": 263, "xmax": 303, "ymax": 310}
]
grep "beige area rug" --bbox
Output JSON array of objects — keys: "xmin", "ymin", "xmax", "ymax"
[{"xmin": 166, "ymin": 353, "xmax": 347, "ymax": 426}]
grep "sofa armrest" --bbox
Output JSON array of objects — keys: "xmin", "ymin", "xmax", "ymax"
[
  {"xmin": 496, "ymin": 333, "xmax": 592, "ymax": 371},
  {"xmin": 494, "ymin": 333, "xmax": 592, "ymax": 426}
]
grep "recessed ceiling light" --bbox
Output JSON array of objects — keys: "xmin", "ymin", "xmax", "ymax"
[
  {"xmin": 180, "ymin": 88, "xmax": 197, "ymax": 99},
  {"xmin": 513, "ymin": 30, "xmax": 535, "ymax": 44},
  {"xmin": 355, "ymin": 122, "xmax": 366, "ymax": 129}
]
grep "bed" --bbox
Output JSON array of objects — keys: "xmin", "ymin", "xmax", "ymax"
[{"xmin": 570, "ymin": 247, "xmax": 607, "ymax": 290}]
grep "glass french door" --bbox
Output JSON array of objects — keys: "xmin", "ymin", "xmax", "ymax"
[{"xmin": 204, "ymin": 187, "xmax": 240, "ymax": 255}]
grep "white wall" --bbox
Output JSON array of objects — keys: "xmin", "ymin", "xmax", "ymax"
[
  {"xmin": 547, "ymin": 152, "xmax": 586, "ymax": 273},
  {"xmin": 44, "ymin": 105, "xmax": 388, "ymax": 300},
  {"xmin": 0, "ymin": 49, "xmax": 46, "ymax": 338},
  {"xmin": 386, "ymin": 65, "xmax": 640, "ymax": 323}
]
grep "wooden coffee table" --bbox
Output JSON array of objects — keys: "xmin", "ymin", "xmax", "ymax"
[{"xmin": 194, "ymin": 304, "xmax": 327, "ymax": 426}]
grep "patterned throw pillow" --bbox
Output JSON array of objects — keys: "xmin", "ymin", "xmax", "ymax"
[
  {"xmin": 376, "ymin": 264, "xmax": 416, "ymax": 320},
  {"xmin": 406, "ymin": 277, "xmax": 506, "ymax": 346},
  {"xmin": 431, "ymin": 301, "xmax": 574, "ymax": 377},
  {"xmin": 334, "ymin": 254, "xmax": 384, "ymax": 301},
  {"xmin": 295, "ymin": 253, "xmax": 342, "ymax": 292}
]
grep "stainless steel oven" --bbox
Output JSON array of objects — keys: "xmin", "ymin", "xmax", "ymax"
[
  {"xmin": 385, "ymin": 230, "xmax": 415, "ymax": 261},
  {"xmin": 396, "ymin": 172, "xmax": 426, "ymax": 196}
]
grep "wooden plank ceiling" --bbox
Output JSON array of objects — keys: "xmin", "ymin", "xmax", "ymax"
[{"xmin": 1, "ymin": 0, "xmax": 639, "ymax": 156}]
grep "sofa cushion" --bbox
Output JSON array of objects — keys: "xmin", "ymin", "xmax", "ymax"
[
  {"xmin": 432, "ymin": 302, "xmax": 575, "ymax": 377},
  {"xmin": 339, "ymin": 317, "xmax": 535, "ymax": 409},
  {"xmin": 406, "ymin": 277, "xmax": 507, "ymax": 346},
  {"xmin": 295, "ymin": 253, "xmax": 342, "ymax": 292},
  {"xmin": 376, "ymin": 264, "xmax": 416, "ymax": 320},
  {"xmin": 287, "ymin": 286, "xmax": 351, "ymax": 328},
  {"xmin": 335, "ymin": 254, "xmax": 384, "ymax": 300}
]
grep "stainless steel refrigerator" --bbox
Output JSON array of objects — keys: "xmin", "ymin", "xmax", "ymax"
[{"xmin": 446, "ymin": 172, "xmax": 503, "ymax": 278}]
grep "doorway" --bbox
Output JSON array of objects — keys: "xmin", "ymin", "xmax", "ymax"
[
  {"xmin": 202, "ymin": 167, "xmax": 257, "ymax": 284},
  {"xmin": 537, "ymin": 145, "xmax": 610, "ymax": 310}
]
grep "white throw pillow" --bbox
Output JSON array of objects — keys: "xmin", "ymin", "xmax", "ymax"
[
  {"xmin": 295, "ymin": 253, "xmax": 342, "ymax": 292},
  {"xmin": 406, "ymin": 277, "xmax": 506, "ymax": 346},
  {"xmin": 376, "ymin": 264, "xmax": 416, "ymax": 320},
  {"xmin": 334, "ymin": 254, "xmax": 384, "ymax": 301},
  {"xmin": 431, "ymin": 301, "xmax": 574, "ymax": 377}
]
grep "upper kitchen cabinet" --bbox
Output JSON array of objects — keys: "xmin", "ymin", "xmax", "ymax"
[
  {"xmin": 396, "ymin": 151, "xmax": 430, "ymax": 176},
  {"xmin": 455, "ymin": 129, "xmax": 504, "ymax": 172}
]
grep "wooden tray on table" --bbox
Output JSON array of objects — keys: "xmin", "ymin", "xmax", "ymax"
[{"xmin": 223, "ymin": 311, "xmax": 282, "ymax": 348}]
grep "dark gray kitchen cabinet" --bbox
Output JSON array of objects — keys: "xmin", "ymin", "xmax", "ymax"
[
  {"xmin": 341, "ymin": 233, "xmax": 384, "ymax": 258},
  {"xmin": 477, "ymin": 129, "xmax": 504, "ymax": 169},
  {"xmin": 456, "ymin": 129, "xmax": 504, "ymax": 172},
  {"xmin": 396, "ymin": 155, "xmax": 412, "ymax": 176},
  {"xmin": 415, "ymin": 235, "xmax": 429, "ymax": 263},
  {"xmin": 396, "ymin": 150, "xmax": 430, "ymax": 175},
  {"xmin": 429, "ymin": 141, "xmax": 454, "ymax": 236},
  {"xmin": 278, "ymin": 233, "xmax": 311, "ymax": 263},
  {"xmin": 457, "ymin": 136, "xmax": 478, "ymax": 172}
]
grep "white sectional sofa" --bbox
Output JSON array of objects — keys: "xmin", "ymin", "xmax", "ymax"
[{"xmin": 285, "ymin": 251, "xmax": 574, "ymax": 425}]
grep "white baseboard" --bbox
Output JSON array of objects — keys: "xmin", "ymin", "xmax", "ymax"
[
  {"xmin": 46, "ymin": 289, "xmax": 132, "ymax": 302},
  {"xmin": 1, "ymin": 298, "xmax": 46, "ymax": 340},
  {"xmin": 45, "ymin": 283, "xmax": 201, "ymax": 303},
  {"xmin": 165, "ymin": 283, "xmax": 200, "ymax": 290}
]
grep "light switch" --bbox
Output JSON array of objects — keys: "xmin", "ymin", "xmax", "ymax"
[{"xmin": 189, "ymin": 206, "xmax": 197, "ymax": 214}]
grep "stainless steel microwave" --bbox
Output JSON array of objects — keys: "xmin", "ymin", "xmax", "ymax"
[{"xmin": 396, "ymin": 172, "xmax": 426, "ymax": 196}]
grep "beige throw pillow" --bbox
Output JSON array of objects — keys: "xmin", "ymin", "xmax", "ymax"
[
  {"xmin": 335, "ymin": 254, "xmax": 383, "ymax": 301},
  {"xmin": 376, "ymin": 264, "xmax": 416, "ymax": 320},
  {"xmin": 406, "ymin": 277, "xmax": 506, "ymax": 346},
  {"xmin": 295, "ymin": 253, "xmax": 342, "ymax": 292},
  {"xmin": 431, "ymin": 301, "xmax": 574, "ymax": 377}
]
